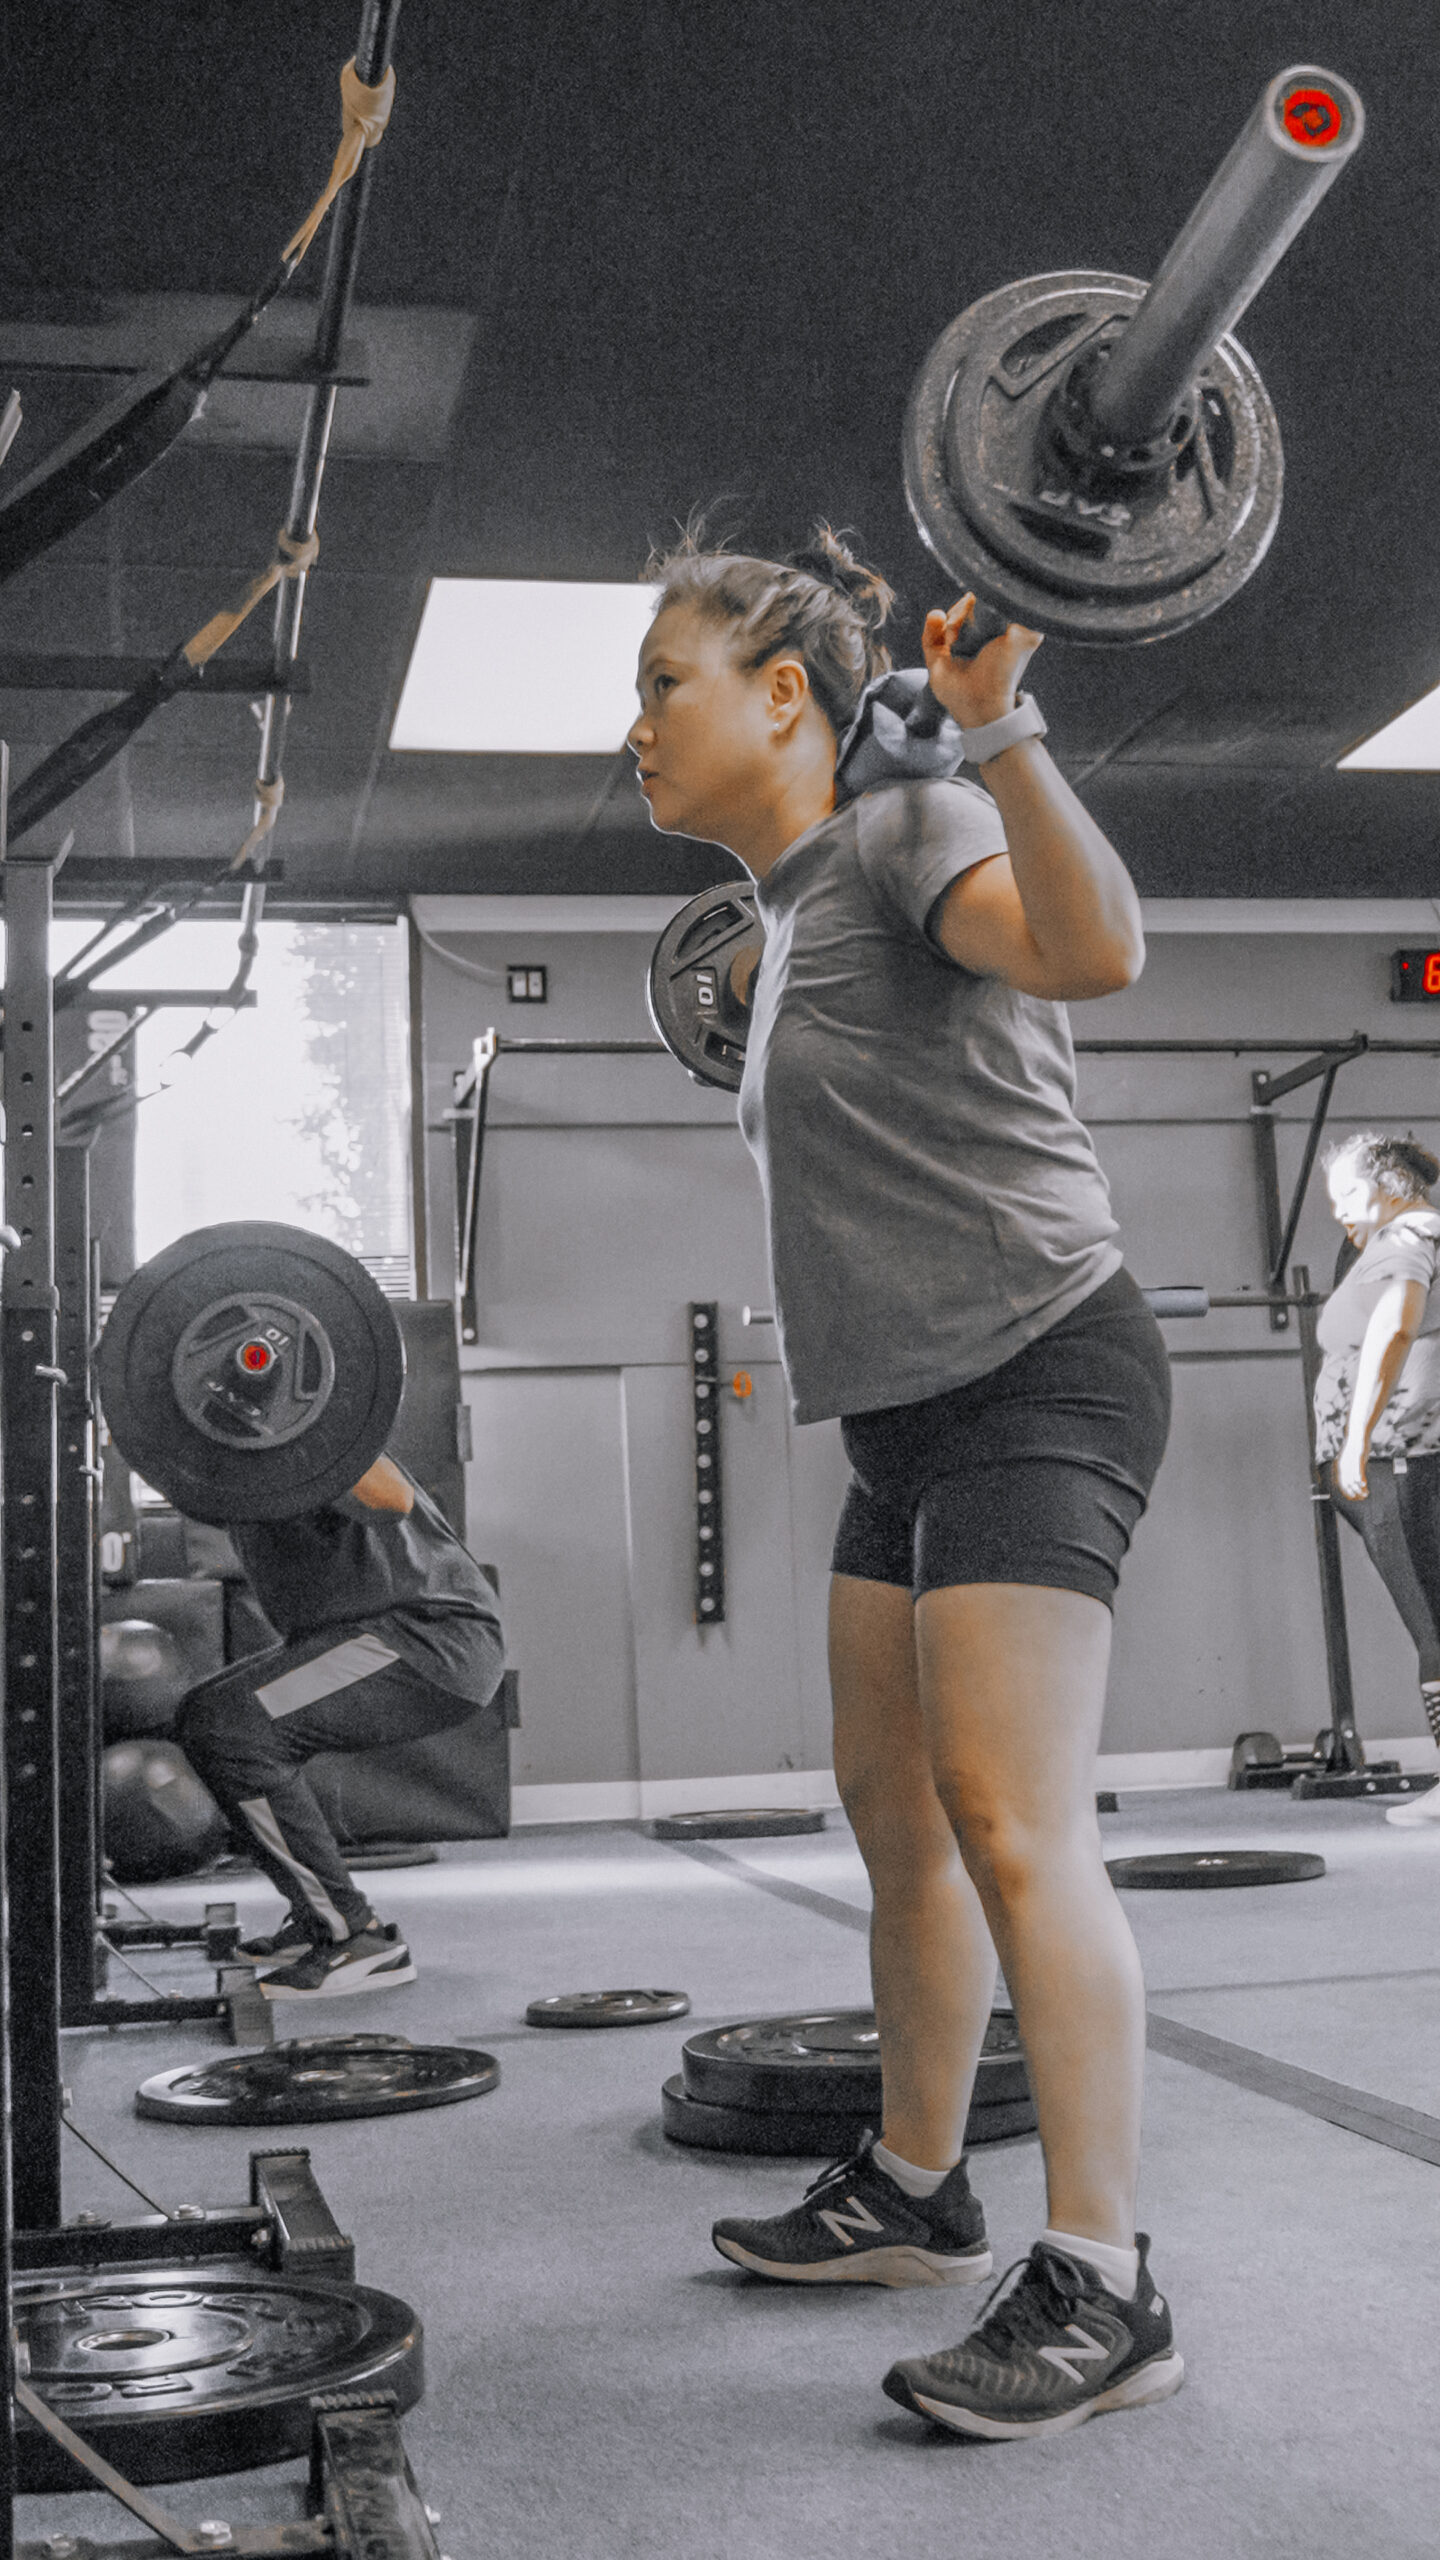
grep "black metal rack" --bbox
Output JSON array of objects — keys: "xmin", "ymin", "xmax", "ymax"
[
  {"xmin": 449, "ymin": 1032, "xmax": 667, "ymax": 1346},
  {"xmin": 0, "ymin": 4, "xmax": 453, "ymax": 2546}
]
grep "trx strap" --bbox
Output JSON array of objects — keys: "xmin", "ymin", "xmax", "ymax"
[
  {"xmin": 283, "ymin": 57, "xmax": 398, "ymax": 266},
  {"xmin": 181, "ymin": 527, "xmax": 320, "ymax": 672},
  {"xmin": 230, "ymin": 774, "xmax": 285, "ymax": 872},
  {"xmin": 7, "ymin": 529, "xmax": 319, "ymax": 843},
  {"xmin": 0, "ymin": 52, "xmax": 396, "ymax": 590}
]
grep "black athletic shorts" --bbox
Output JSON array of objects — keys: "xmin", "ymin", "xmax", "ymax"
[{"xmin": 830, "ymin": 1267, "xmax": 1172, "ymax": 1607}]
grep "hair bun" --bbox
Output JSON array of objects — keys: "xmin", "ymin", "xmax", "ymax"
[
  {"xmin": 1393, "ymin": 1136, "xmax": 1440, "ymax": 1192},
  {"xmin": 786, "ymin": 523, "xmax": 895, "ymax": 637}
]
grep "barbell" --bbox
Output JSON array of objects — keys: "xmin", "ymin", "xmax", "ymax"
[
  {"xmin": 649, "ymin": 71, "xmax": 1365, "ymax": 1091},
  {"xmin": 904, "ymin": 64, "xmax": 1363, "ymax": 649},
  {"xmin": 98, "ymin": 1221, "xmax": 406, "ymax": 1525}
]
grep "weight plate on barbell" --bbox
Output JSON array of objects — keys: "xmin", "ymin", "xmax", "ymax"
[
  {"xmin": 14, "ymin": 2263, "xmax": 422, "ymax": 2490},
  {"xmin": 171, "ymin": 1290, "xmax": 336, "ymax": 1450},
  {"xmin": 648, "ymin": 884, "xmax": 764, "ymax": 1091},
  {"xmin": 98, "ymin": 1222, "xmax": 406, "ymax": 1524},
  {"xmin": 680, "ymin": 2007, "xmax": 1028, "ymax": 2115},
  {"xmin": 526, "ymin": 1990, "xmax": 692, "ymax": 2028},
  {"xmin": 902, "ymin": 270, "xmax": 1283, "ymax": 646},
  {"xmin": 661, "ymin": 2074, "xmax": 1037, "ymax": 2157},
  {"xmin": 1106, "ymin": 1850, "xmax": 1326, "ymax": 1889},
  {"xmin": 134, "ymin": 2034, "xmax": 500, "ymax": 2124}
]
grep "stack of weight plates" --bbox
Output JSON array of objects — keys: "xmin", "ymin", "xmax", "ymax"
[{"xmin": 661, "ymin": 2007, "xmax": 1035, "ymax": 2156}]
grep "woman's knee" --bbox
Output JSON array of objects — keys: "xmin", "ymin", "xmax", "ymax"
[
  {"xmin": 837, "ymin": 1755, "xmax": 959, "ymax": 1886},
  {"xmin": 937, "ymin": 1778, "xmax": 1091, "ymax": 1903}
]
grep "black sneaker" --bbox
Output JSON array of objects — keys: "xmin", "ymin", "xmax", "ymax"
[
  {"xmin": 237, "ymin": 1920, "xmax": 316, "ymax": 1967},
  {"xmin": 259, "ymin": 1920, "xmax": 415, "ymax": 2001},
  {"xmin": 712, "ymin": 2132, "xmax": 992, "ymax": 2288},
  {"xmin": 883, "ymin": 2235, "xmax": 1184, "ymax": 2438}
]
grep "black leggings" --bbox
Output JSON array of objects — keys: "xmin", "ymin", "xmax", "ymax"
[
  {"xmin": 178, "ymin": 1624, "xmax": 478, "ymax": 1939},
  {"xmin": 1330, "ymin": 1456, "xmax": 1440, "ymax": 1689}
]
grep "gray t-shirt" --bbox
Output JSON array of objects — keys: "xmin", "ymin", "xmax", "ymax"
[
  {"xmin": 737, "ymin": 777, "xmax": 1122, "ymax": 1424},
  {"xmin": 233, "ymin": 1467, "xmax": 505, "ymax": 1705},
  {"xmin": 1313, "ymin": 1208, "xmax": 1440, "ymax": 1460}
]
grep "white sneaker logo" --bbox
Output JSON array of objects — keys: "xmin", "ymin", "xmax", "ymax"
[
  {"xmin": 817, "ymin": 2194, "xmax": 885, "ymax": 2250},
  {"xmin": 1039, "ymin": 2324, "xmax": 1109, "ymax": 2386}
]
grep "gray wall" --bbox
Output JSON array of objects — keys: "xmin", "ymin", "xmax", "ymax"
[{"xmin": 414, "ymin": 899, "xmax": 1440, "ymax": 1793}]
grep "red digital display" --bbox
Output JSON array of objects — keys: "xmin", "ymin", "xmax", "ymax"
[{"xmin": 1390, "ymin": 949, "xmax": 1440, "ymax": 1003}]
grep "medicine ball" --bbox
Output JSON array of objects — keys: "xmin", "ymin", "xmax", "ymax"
[
  {"xmin": 100, "ymin": 1618, "xmax": 191, "ymax": 1741},
  {"xmin": 102, "ymin": 1739, "xmax": 230, "ymax": 1883}
]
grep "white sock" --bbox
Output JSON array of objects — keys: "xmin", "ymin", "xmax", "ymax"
[
  {"xmin": 1041, "ymin": 2227, "xmax": 1139, "ymax": 2300},
  {"xmin": 872, "ymin": 2139, "xmax": 952, "ymax": 2200}
]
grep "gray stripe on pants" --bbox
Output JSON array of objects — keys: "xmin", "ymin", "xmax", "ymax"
[
  {"xmin": 254, "ymin": 1630, "xmax": 401, "ymax": 1720},
  {"xmin": 238, "ymin": 1793, "xmax": 349, "ymax": 1941}
]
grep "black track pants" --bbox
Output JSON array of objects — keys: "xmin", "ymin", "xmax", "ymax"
[
  {"xmin": 177, "ymin": 1625, "xmax": 478, "ymax": 1940},
  {"xmin": 1330, "ymin": 1455, "xmax": 1440, "ymax": 1685}
]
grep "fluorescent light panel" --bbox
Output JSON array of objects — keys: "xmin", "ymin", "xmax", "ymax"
[
  {"xmin": 391, "ymin": 579, "xmax": 657, "ymax": 753},
  {"xmin": 1338, "ymin": 681, "xmax": 1440, "ymax": 770}
]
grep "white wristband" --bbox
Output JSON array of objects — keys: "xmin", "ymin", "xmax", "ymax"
[{"xmin": 959, "ymin": 692, "xmax": 1048, "ymax": 766}]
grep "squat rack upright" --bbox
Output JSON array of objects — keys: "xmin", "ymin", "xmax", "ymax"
[{"xmin": 0, "ymin": 1, "xmax": 455, "ymax": 2546}]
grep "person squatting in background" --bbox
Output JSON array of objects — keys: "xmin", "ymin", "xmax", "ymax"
[
  {"xmin": 1318, "ymin": 1130, "xmax": 1440, "ymax": 1826},
  {"xmin": 178, "ymin": 1452, "xmax": 505, "ymax": 1994}
]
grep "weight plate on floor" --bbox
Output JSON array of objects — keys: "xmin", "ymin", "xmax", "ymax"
[
  {"xmin": 97, "ymin": 1222, "xmax": 405, "ymax": 1525},
  {"xmin": 650, "ymin": 1809, "xmax": 828, "ymax": 1841},
  {"xmin": 14, "ymin": 2264, "xmax": 422, "ymax": 2491},
  {"xmin": 526, "ymin": 1989, "xmax": 692, "ymax": 2028},
  {"xmin": 661, "ymin": 2075, "xmax": 1037, "ymax": 2157},
  {"xmin": 339, "ymin": 1840, "xmax": 440, "ymax": 1869},
  {"xmin": 1106, "ymin": 1850, "xmax": 1326, "ymax": 1889},
  {"xmin": 648, "ymin": 885, "xmax": 764, "ymax": 1090},
  {"xmin": 681, "ymin": 2007, "xmax": 1028, "ymax": 2114},
  {"xmin": 134, "ymin": 2034, "xmax": 499, "ymax": 2124}
]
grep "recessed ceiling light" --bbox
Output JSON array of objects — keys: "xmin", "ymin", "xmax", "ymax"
[
  {"xmin": 1337, "ymin": 682, "xmax": 1440, "ymax": 770},
  {"xmin": 390, "ymin": 579, "xmax": 657, "ymax": 753}
]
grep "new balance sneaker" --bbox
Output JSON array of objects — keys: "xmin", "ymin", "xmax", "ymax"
[
  {"xmin": 259, "ymin": 1920, "xmax": 415, "ymax": 2000},
  {"xmin": 236, "ymin": 1919, "xmax": 316, "ymax": 1967},
  {"xmin": 711, "ymin": 2132, "xmax": 992, "ymax": 2287},
  {"xmin": 882, "ymin": 2235, "xmax": 1183, "ymax": 2438}
]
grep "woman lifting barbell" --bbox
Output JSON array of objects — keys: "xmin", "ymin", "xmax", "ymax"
[
  {"xmin": 1318, "ymin": 1131, "xmax": 1440, "ymax": 1825},
  {"xmin": 626, "ymin": 526, "xmax": 1181, "ymax": 2442},
  {"xmin": 177, "ymin": 1451, "xmax": 505, "ymax": 1997}
]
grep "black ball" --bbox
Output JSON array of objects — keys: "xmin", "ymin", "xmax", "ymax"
[
  {"xmin": 102, "ymin": 1739, "xmax": 230, "ymax": 1883},
  {"xmin": 100, "ymin": 1618, "xmax": 191, "ymax": 1740}
]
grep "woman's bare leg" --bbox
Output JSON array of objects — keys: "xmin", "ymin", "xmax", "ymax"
[
  {"xmin": 830, "ymin": 1573, "xmax": 998, "ymax": 2169},
  {"xmin": 915, "ymin": 1581, "xmax": 1145, "ymax": 2246}
]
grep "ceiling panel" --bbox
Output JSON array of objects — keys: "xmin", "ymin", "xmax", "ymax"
[{"xmin": 0, "ymin": 0, "xmax": 1434, "ymax": 907}]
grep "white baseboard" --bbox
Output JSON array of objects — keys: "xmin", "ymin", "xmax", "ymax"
[
  {"xmin": 510, "ymin": 1739, "xmax": 1439, "ymax": 1825},
  {"xmin": 1095, "ymin": 1747, "xmax": 1234, "ymax": 1791}
]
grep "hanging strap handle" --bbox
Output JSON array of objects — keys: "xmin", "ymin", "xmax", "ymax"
[
  {"xmin": 282, "ymin": 56, "xmax": 397, "ymax": 268},
  {"xmin": 181, "ymin": 526, "xmax": 320, "ymax": 672}
]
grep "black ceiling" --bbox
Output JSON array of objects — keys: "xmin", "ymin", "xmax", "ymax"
[{"xmin": 1, "ymin": 0, "xmax": 1436, "ymax": 910}]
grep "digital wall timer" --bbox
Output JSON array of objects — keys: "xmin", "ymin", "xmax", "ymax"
[{"xmin": 1390, "ymin": 949, "xmax": 1440, "ymax": 1002}]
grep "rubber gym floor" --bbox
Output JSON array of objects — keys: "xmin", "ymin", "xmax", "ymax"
[{"xmin": 24, "ymin": 1788, "xmax": 1439, "ymax": 2559}]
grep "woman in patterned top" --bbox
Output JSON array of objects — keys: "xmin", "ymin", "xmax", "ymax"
[{"xmin": 1318, "ymin": 1131, "xmax": 1440, "ymax": 1825}]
